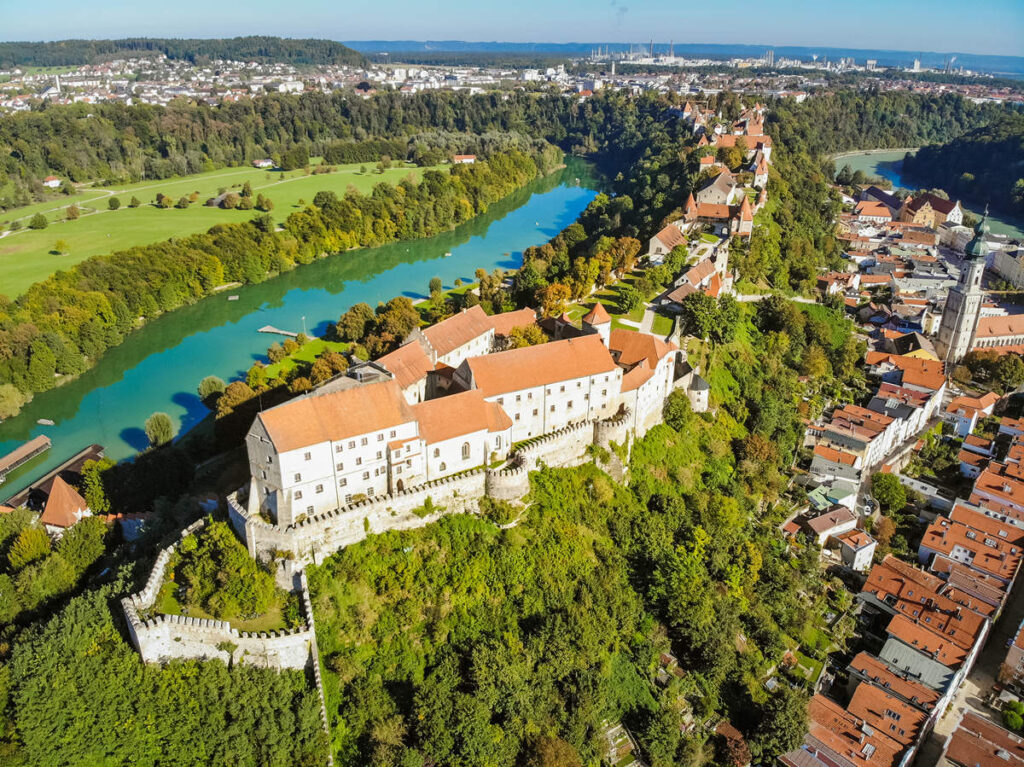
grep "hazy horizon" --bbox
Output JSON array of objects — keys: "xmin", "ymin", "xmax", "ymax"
[{"xmin": 1, "ymin": 0, "xmax": 1021, "ymax": 59}]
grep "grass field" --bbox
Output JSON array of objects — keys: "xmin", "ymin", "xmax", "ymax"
[
  {"xmin": 156, "ymin": 580, "xmax": 289, "ymax": 633},
  {"xmin": 0, "ymin": 161, "xmax": 442, "ymax": 298},
  {"xmin": 263, "ymin": 338, "xmax": 350, "ymax": 379}
]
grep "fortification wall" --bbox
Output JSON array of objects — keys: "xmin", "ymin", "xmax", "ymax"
[
  {"xmin": 236, "ymin": 468, "xmax": 488, "ymax": 566},
  {"xmin": 517, "ymin": 420, "xmax": 595, "ymax": 471},
  {"xmin": 121, "ymin": 517, "xmax": 315, "ymax": 670},
  {"xmin": 232, "ymin": 412, "xmax": 637, "ymax": 570}
]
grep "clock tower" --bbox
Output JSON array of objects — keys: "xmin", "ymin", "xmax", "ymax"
[{"xmin": 935, "ymin": 210, "xmax": 989, "ymax": 364}]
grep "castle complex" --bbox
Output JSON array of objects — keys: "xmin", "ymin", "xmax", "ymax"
[{"xmin": 235, "ymin": 303, "xmax": 701, "ymax": 568}]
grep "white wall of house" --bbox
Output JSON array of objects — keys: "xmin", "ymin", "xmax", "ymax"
[
  {"xmin": 486, "ymin": 368, "xmax": 624, "ymax": 443},
  {"xmin": 435, "ymin": 330, "xmax": 494, "ymax": 368}
]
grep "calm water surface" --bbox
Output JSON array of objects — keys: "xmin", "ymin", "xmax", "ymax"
[{"xmin": 0, "ymin": 159, "xmax": 600, "ymax": 499}]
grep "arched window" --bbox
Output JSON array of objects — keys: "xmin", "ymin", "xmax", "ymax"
[
  {"xmin": 462, "ymin": 442, "xmax": 471, "ymax": 460},
  {"xmin": 439, "ymin": 462, "xmax": 447, "ymax": 472},
  {"xmin": 433, "ymin": 448, "xmax": 440, "ymax": 458}
]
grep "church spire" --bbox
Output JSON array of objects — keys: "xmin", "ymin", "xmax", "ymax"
[{"xmin": 964, "ymin": 205, "xmax": 990, "ymax": 260}]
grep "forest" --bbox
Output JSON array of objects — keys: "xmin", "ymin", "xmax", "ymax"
[
  {"xmin": 0, "ymin": 37, "xmax": 366, "ymax": 68},
  {"xmin": 903, "ymin": 111, "xmax": 1024, "ymax": 216}
]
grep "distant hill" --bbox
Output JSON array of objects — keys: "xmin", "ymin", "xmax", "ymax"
[{"xmin": 0, "ymin": 37, "xmax": 366, "ymax": 68}]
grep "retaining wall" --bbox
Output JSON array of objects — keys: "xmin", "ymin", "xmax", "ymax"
[{"xmin": 121, "ymin": 517, "xmax": 315, "ymax": 670}]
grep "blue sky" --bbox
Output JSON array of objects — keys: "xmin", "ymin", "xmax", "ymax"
[{"xmin": 1, "ymin": 0, "xmax": 1022, "ymax": 58}]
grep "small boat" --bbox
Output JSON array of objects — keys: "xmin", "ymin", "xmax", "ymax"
[
  {"xmin": 443, "ymin": 251, "xmax": 452, "ymax": 257},
  {"xmin": 37, "ymin": 419, "xmax": 55, "ymax": 426},
  {"xmin": 227, "ymin": 295, "xmax": 239, "ymax": 301}
]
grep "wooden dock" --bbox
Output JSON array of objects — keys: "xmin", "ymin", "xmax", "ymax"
[
  {"xmin": 0, "ymin": 435, "xmax": 51, "ymax": 483},
  {"xmin": 2, "ymin": 443, "xmax": 105, "ymax": 508},
  {"xmin": 257, "ymin": 325, "xmax": 298, "ymax": 338}
]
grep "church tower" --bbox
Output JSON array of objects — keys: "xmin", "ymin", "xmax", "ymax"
[{"xmin": 935, "ymin": 210, "xmax": 989, "ymax": 364}]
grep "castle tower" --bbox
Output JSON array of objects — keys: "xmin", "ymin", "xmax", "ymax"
[
  {"xmin": 581, "ymin": 303, "xmax": 612, "ymax": 346},
  {"xmin": 935, "ymin": 210, "xmax": 990, "ymax": 364}
]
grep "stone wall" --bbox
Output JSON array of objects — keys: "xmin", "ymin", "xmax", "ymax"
[
  {"xmin": 121, "ymin": 518, "xmax": 316, "ymax": 671},
  {"xmin": 233, "ymin": 467, "xmax": 489, "ymax": 566}
]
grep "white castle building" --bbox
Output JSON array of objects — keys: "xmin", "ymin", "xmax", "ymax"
[{"xmin": 244, "ymin": 303, "xmax": 684, "ymax": 529}]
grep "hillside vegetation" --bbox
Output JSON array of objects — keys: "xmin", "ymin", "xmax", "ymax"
[
  {"xmin": 903, "ymin": 112, "xmax": 1024, "ymax": 217},
  {"xmin": 0, "ymin": 36, "xmax": 365, "ymax": 68}
]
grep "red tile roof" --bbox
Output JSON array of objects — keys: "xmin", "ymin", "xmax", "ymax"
[
  {"xmin": 847, "ymin": 682, "xmax": 927, "ymax": 747},
  {"xmin": 464, "ymin": 335, "xmax": 618, "ymax": 397},
  {"xmin": 423, "ymin": 305, "xmax": 493, "ymax": 358},
  {"xmin": 848, "ymin": 651, "xmax": 940, "ymax": 711},
  {"xmin": 944, "ymin": 711, "xmax": 1024, "ymax": 767},
  {"xmin": 653, "ymin": 224, "xmax": 687, "ymax": 250},
  {"xmin": 39, "ymin": 476, "xmax": 89, "ymax": 529},
  {"xmin": 411, "ymin": 390, "xmax": 511, "ymax": 444},
  {"xmin": 582, "ymin": 302, "xmax": 612, "ymax": 326},
  {"xmin": 487, "ymin": 307, "xmax": 537, "ymax": 337},
  {"xmin": 258, "ymin": 379, "xmax": 414, "ymax": 452},
  {"xmin": 377, "ymin": 341, "xmax": 434, "ymax": 389},
  {"xmin": 608, "ymin": 328, "xmax": 676, "ymax": 370}
]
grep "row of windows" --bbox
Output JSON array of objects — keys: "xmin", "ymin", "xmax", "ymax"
[{"xmin": 328, "ymin": 429, "xmax": 400, "ymax": 455}]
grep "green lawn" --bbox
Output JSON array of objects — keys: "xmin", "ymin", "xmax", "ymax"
[
  {"xmin": 700, "ymin": 232, "xmax": 719, "ymax": 244},
  {"xmin": 263, "ymin": 338, "xmax": 350, "ymax": 379},
  {"xmin": 0, "ymin": 161, "xmax": 442, "ymax": 298},
  {"xmin": 651, "ymin": 312, "xmax": 675, "ymax": 336},
  {"xmin": 794, "ymin": 651, "xmax": 824, "ymax": 684}
]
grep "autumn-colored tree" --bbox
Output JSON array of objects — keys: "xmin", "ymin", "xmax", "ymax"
[{"xmin": 536, "ymin": 282, "xmax": 571, "ymax": 317}]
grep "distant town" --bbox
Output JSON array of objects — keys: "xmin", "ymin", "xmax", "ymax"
[{"xmin": 2, "ymin": 46, "xmax": 1021, "ymax": 115}]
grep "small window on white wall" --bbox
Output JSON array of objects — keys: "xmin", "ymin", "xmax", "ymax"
[
  {"xmin": 304, "ymin": 452, "xmax": 312, "ymax": 461},
  {"xmin": 295, "ymin": 490, "xmax": 303, "ymax": 500},
  {"xmin": 306, "ymin": 505, "xmax": 314, "ymax": 514},
  {"xmin": 440, "ymin": 462, "xmax": 447, "ymax": 472},
  {"xmin": 434, "ymin": 448, "xmax": 440, "ymax": 458},
  {"xmin": 461, "ymin": 442, "xmax": 471, "ymax": 460}
]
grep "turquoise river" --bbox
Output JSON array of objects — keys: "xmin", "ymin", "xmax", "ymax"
[{"xmin": 0, "ymin": 159, "xmax": 600, "ymax": 500}]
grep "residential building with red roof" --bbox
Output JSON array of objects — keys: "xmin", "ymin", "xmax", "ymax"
[
  {"xmin": 780, "ymin": 694, "xmax": 903, "ymax": 767},
  {"xmin": 39, "ymin": 476, "xmax": 91, "ymax": 535},
  {"xmin": 940, "ymin": 710, "xmax": 1024, "ymax": 767},
  {"xmin": 945, "ymin": 392, "xmax": 999, "ymax": 438}
]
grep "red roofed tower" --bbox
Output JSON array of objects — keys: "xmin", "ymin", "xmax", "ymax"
[
  {"xmin": 736, "ymin": 195, "xmax": 753, "ymax": 236},
  {"xmin": 581, "ymin": 303, "xmax": 612, "ymax": 346}
]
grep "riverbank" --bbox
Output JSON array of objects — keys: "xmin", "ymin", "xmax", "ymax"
[
  {"xmin": 832, "ymin": 148, "xmax": 1024, "ymax": 238},
  {"xmin": 830, "ymin": 146, "xmax": 920, "ymax": 161},
  {"xmin": 0, "ymin": 159, "xmax": 600, "ymax": 500}
]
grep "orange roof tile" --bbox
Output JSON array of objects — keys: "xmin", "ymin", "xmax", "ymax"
[
  {"xmin": 945, "ymin": 711, "xmax": 1024, "ymax": 767},
  {"xmin": 411, "ymin": 390, "xmax": 511, "ymax": 444},
  {"xmin": 376, "ymin": 341, "xmax": 434, "ymax": 389},
  {"xmin": 423, "ymin": 305, "xmax": 493, "ymax": 358},
  {"xmin": 813, "ymin": 444, "xmax": 858, "ymax": 466},
  {"xmin": 258, "ymin": 379, "xmax": 414, "ymax": 452},
  {"xmin": 848, "ymin": 652, "xmax": 940, "ymax": 711},
  {"xmin": 652, "ymin": 224, "xmax": 687, "ymax": 250},
  {"xmin": 39, "ymin": 476, "xmax": 88, "ymax": 529},
  {"xmin": 581, "ymin": 303, "xmax": 612, "ymax": 326},
  {"xmin": 487, "ymin": 307, "xmax": 538, "ymax": 337},
  {"xmin": 608, "ymin": 328, "xmax": 677, "ymax": 370},
  {"xmin": 464, "ymin": 335, "xmax": 618, "ymax": 398},
  {"xmin": 847, "ymin": 682, "xmax": 927, "ymax": 747}
]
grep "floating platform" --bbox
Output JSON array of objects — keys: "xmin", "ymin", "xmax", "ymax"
[{"xmin": 257, "ymin": 325, "xmax": 298, "ymax": 338}]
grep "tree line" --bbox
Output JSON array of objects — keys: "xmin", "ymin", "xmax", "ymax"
[
  {"xmin": 903, "ymin": 111, "xmax": 1024, "ymax": 217},
  {"xmin": 0, "ymin": 36, "xmax": 365, "ymax": 68},
  {"xmin": 0, "ymin": 148, "xmax": 550, "ymax": 414}
]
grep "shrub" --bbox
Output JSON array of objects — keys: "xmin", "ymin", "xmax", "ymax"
[
  {"xmin": 28, "ymin": 213, "xmax": 48, "ymax": 229},
  {"xmin": 8, "ymin": 527, "xmax": 51, "ymax": 571}
]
